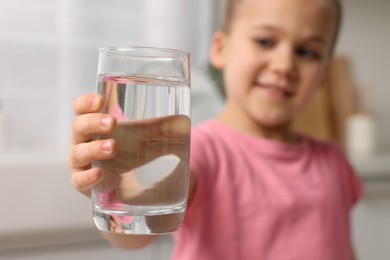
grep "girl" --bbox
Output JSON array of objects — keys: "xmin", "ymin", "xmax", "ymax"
[{"xmin": 69, "ymin": 0, "xmax": 363, "ymax": 259}]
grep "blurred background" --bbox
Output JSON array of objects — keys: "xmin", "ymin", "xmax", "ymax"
[{"xmin": 0, "ymin": 0, "xmax": 389, "ymax": 259}]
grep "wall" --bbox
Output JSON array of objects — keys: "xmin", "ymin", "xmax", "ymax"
[
  {"xmin": 336, "ymin": 3, "xmax": 390, "ymax": 255},
  {"xmin": 337, "ymin": 0, "xmax": 390, "ymax": 150},
  {"xmin": 352, "ymin": 179, "xmax": 390, "ymax": 260}
]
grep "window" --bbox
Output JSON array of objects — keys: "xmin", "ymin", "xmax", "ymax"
[{"xmin": 0, "ymin": 0, "xmax": 218, "ymax": 153}]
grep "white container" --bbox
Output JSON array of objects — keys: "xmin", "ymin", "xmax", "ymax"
[{"xmin": 346, "ymin": 113, "xmax": 377, "ymax": 158}]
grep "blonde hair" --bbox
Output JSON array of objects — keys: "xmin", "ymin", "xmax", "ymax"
[{"xmin": 222, "ymin": 0, "xmax": 342, "ymax": 52}]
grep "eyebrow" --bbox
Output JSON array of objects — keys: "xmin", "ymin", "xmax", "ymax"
[
  {"xmin": 252, "ymin": 24, "xmax": 327, "ymax": 45},
  {"xmin": 305, "ymin": 35, "xmax": 327, "ymax": 45}
]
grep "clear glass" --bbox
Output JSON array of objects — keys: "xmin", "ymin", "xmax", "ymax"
[{"xmin": 92, "ymin": 46, "xmax": 191, "ymax": 234}]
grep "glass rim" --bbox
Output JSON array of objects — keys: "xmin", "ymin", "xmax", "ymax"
[{"xmin": 99, "ymin": 46, "xmax": 190, "ymax": 59}]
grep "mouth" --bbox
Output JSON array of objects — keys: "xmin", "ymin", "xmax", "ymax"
[{"xmin": 256, "ymin": 83, "xmax": 295, "ymax": 99}]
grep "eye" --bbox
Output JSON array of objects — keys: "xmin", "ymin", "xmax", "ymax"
[
  {"xmin": 296, "ymin": 47, "xmax": 321, "ymax": 60},
  {"xmin": 255, "ymin": 37, "xmax": 274, "ymax": 48}
]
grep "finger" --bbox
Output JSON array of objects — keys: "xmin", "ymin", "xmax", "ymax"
[
  {"xmin": 73, "ymin": 93, "xmax": 103, "ymax": 115},
  {"xmin": 71, "ymin": 167, "xmax": 103, "ymax": 197},
  {"xmin": 68, "ymin": 139, "xmax": 117, "ymax": 170},
  {"xmin": 160, "ymin": 115, "xmax": 191, "ymax": 136},
  {"xmin": 72, "ymin": 113, "xmax": 116, "ymax": 144}
]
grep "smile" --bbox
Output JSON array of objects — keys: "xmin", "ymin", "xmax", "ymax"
[{"xmin": 256, "ymin": 83, "xmax": 295, "ymax": 99}]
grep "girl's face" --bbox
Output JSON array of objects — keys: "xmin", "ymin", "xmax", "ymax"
[{"xmin": 211, "ymin": 0, "xmax": 337, "ymax": 137}]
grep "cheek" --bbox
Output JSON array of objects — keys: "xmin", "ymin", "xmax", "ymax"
[
  {"xmin": 301, "ymin": 63, "xmax": 325, "ymax": 87},
  {"xmin": 297, "ymin": 67, "xmax": 325, "ymax": 105},
  {"xmin": 225, "ymin": 54, "xmax": 258, "ymax": 83},
  {"xmin": 223, "ymin": 61, "xmax": 247, "ymax": 92}
]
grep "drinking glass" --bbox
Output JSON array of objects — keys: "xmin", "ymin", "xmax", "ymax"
[{"xmin": 92, "ymin": 46, "xmax": 191, "ymax": 234}]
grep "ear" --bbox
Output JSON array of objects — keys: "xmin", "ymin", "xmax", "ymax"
[{"xmin": 209, "ymin": 31, "xmax": 226, "ymax": 70}]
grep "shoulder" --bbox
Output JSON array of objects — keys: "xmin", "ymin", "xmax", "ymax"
[
  {"xmin": 191, "ymin": 120, "xmax": 216, "ymax": 140},
  {"xmin": 190, "ymin": 120, "xmax": 224, "ymax": 170},
  {"xmin": 303, "ymin": 134, "xmax": 345, "ymax": 158},
  {"xmin": 191, "ymin": 119, "xmax": 227, "ymax": 148},
  {"xmin": 301, "ymin": 134, "xmax": 353, "ymax": 172},
  {"xmin": 191, "ymin": 120, "xmax": 224, "ymax": 161},
  {"xmin": 303, "ymin": 134, "xmax": 364, "ymax": 206},
  {"xmin": 189, "ymin": 119, "xmax": 240, "ymax": 188}
]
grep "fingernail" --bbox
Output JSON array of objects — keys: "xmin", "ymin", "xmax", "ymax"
[
  {"xmin": 100, "ymin": 116, "xmax": 113, "ymax": 128},
  {"xmin": 91, "ymin": 96, "xmax": 100, "ymax": 110},
  {"xmin": 101, "ymin": 140, "xmax": 112, "ymax": 151}
]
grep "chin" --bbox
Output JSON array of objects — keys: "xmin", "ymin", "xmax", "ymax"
[{"xmin": 253, "ymin": 115, "xmax": 291, "ymax": 129}]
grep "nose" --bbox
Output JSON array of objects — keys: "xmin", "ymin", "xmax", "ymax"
[{"xmin": 268, "ymin": 45, "xmax": 297, "ymax": 79}]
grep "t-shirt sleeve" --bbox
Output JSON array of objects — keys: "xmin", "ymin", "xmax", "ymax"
[
  {"xmin": 335, "ymin": 147, "xmax": 364, "ymax": 207},
  {"xmin": 186, "ymin": 124, "xmax": 219, "ymax": 210},
  {"xmin": 184, "ymin": 124, "xmax": 216, "ymax": 221},
  {"xmin": 189, "ymin": 128, "xmax": 206, "ymax": 176},
  {"xmin": 189, "ymin": 126, "xmax": 216, "ymax": 178}
]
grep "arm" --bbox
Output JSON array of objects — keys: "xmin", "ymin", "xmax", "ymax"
[{"xmin": 101, "ymin": 233, "xmax": 158, "ymax": 249}]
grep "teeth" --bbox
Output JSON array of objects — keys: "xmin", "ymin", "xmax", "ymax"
[{"xmin": 257, "ymin": 83, "xmax": 293, "ymax": 97}]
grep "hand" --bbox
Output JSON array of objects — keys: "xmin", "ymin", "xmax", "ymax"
[
  {"xmin": 68, "ymin": 93, "xmax": 191, "ymax": 202},
  {"xmin": 68, "ymin": 93, "xmax": 117, "ymax": 198},
  {"xmin": 99, "ymin": 114, "xmax": 191, "ymax": 205}
]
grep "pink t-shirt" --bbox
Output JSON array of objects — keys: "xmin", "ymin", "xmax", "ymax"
[{"xmin": 173, "ymin": 120, "xmax": 363, "ymax": 260}]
